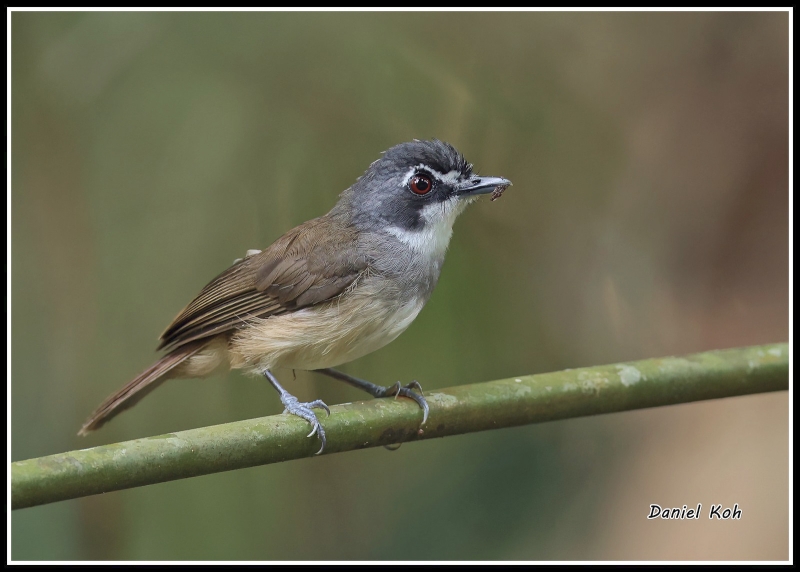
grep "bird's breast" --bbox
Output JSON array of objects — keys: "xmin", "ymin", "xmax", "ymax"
[{"xmin": 227, "ymin": 278, "xmax": 426, "ymax": 374}]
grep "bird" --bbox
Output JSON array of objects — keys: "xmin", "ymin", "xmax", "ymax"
[{"xmin": 78, "ymin": 139, "xmax": 511, "ymax": 453}]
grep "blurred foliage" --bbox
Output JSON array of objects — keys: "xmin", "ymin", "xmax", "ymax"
[{"xmin": 11, "ymin": 11, "xmax": 788, "ymax": 560}]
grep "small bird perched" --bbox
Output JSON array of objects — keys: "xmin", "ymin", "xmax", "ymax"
[{"xmin": 79, "ymin": 140, "xmax": 511, "ymax": 453}]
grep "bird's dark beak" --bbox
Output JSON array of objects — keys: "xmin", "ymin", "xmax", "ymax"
[{"xmin": 456, "ymin": 176, "xmax": 512, "ymax": 197}]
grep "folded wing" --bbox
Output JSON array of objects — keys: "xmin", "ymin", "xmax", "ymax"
[{"xmin": 158, "ymin": 216, "xmax": 369, "ymax": 351}]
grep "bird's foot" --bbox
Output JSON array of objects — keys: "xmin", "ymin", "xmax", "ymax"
[
  {"xmin": 280, "ymin": 393, "xmax": 330, "ymax": 455},
  {"xmin": 374, "ymin": 381, "xmax": 427, "ymax": 452},
  {"xmin": 376, "ymin": 381, "xmax": 429, "ymax": 425},
  {"xmin": 313, "ymin": 369, "xmax": 430, "ymax": 427},
  {"xmin": 264, "ymin": 369, "xmax": 330, "ymax": 454}
]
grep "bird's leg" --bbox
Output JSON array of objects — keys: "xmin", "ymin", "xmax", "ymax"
[
  {"xmin": 313, "ymin": 368, "xmax": 429, "ymax": 425},
  {"xmin": 263, "ymin": 369, "xmax": 330, "ymax": 455}
]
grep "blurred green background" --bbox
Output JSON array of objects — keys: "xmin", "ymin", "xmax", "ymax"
[{"xmin": 11, "ymin": 11, "xmax": 788, "ymax": 561}]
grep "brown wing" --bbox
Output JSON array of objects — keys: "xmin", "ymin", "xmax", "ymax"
[{"xmin": 157, "ymin": 215, "xmax": 368, "ymax": 351}]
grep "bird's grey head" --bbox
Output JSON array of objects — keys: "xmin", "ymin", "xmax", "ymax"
[{"xmin": 334, "ymin": 140, "xmax": 510, "ymax": 257}]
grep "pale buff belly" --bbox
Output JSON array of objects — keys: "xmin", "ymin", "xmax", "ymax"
[{"xmin": 222, "ymin": 289, "xmax": 425, "ymax": 374}]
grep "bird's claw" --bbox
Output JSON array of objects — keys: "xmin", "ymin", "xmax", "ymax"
[
  {"xmin": 381, "ymin": 381, "xmax": 427, "ymax": 451},
  {"xmin": 280, "ymin": 394, "xmax": 329, "ymax": 455},
  {"xmin": 384, "ymin": 380, "xmax": 429, "ymax": 425}
]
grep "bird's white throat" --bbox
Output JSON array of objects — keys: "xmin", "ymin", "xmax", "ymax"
[{"xmin": 385, "ymin": 196, "xmax": 473, "ymax": 260}]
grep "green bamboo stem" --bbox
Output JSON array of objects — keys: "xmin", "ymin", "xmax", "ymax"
[{"xmin": 11, "ymin": 343, "xmax": 789, "ymax": 510}]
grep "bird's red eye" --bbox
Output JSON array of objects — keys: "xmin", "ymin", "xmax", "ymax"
[{"xmin": 409, "ymin": 174, "xmax": 433, "ymax": 195}]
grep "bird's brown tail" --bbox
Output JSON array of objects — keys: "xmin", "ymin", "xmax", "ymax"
[{"xmin": 78, "ymin": 341, "xmax": 205, "ymax": 436}]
